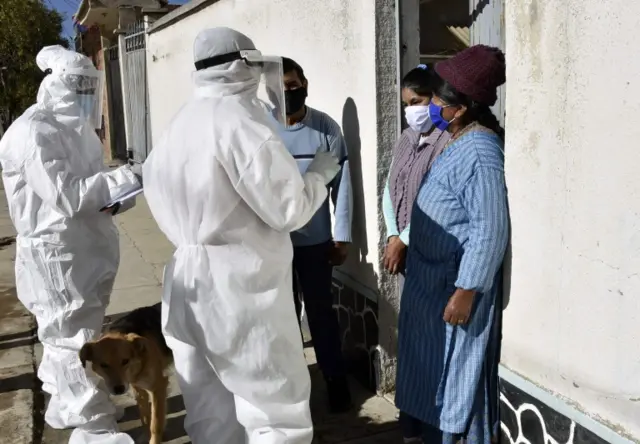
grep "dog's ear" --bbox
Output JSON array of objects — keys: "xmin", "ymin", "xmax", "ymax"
[
  {"xmin": 79, "ymin": 342, "xmax": 93, "ymax": 368},
  {"xmin": 127, "ymin": 334, "xmax": 148, "ymax": 358}
]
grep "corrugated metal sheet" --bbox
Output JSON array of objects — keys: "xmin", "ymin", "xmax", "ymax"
[
  {"xmin": 420, "ymin": 27, "xmax": 468, "ymax": 65},
  {"xmin": 447, "ymin": 26, "xmax": 470, "ymax": 47}
]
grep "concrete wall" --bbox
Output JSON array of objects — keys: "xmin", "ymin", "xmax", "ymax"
[
  {"xmin": 146, "ymin": 0, "xmax": 394, "ymax": 295},
  {"xmin": 504, "ymin": 0, "xmax": 640, "ymax": 438}
]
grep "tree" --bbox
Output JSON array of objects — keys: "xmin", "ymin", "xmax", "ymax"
[{"xmin": 0, "ymin": 0, "xmax": 68, "ymax": 128}]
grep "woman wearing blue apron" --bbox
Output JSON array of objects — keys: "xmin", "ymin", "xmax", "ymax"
[{"xmin": 395, "ymin": 45, "xmax": 510, "ymax": 444}]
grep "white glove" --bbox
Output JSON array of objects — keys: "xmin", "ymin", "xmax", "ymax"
[{"xmin": 306, "ymin": 151, "xmax": 340, "ymax": 185}]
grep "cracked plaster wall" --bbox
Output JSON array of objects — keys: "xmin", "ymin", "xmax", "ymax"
[{"xmin": 503, "ymin": 0, "xmax": 640, "ymax": 438}]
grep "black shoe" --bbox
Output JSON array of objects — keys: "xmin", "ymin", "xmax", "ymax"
[{"xmin": 326, "ymin": 376, "xmax": 352, "ymax": 413}]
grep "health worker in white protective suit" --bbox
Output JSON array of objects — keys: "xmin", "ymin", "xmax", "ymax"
[
  {"xmin": 142, "ymin": 27, "xmax": 341, "ymax": 443},
  {"xmin": 0, "ymin": 46, "xmax": 142, "ymax": 444}
]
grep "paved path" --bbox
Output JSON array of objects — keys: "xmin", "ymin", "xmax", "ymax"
[{"xmin": 0, "ymin": 182, "xmax": 400, "ymax": 443}]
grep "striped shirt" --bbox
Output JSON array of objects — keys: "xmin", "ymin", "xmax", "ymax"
[{"xmin": 275, "ymin": 106, "xmax": 353, "ymax": 247}]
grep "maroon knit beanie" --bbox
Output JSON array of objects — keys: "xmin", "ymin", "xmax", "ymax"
[{"xmin": 435, "ymin": 45, "xmax": 506, "ymax": 106}]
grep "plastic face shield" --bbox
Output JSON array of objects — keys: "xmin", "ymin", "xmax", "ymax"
[
  {"xmin": 64, "ymin": 69, "xmax": 105, "ymax": 129},
  {"xmin": 240, "ymin": 50, "xmax": 286, "ymax": 125}
]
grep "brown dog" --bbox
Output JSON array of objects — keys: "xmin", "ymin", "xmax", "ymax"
[{"xmin": 80, "ymin": 303, "xmax": 172, "ymax": 444}]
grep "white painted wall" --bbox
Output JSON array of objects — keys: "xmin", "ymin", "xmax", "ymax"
[
  {"xmin": 504, "ymin": 0, "xmax": 640, "ymax": 438},
  {"xmin": 146, "ymin": 0, "xmax": 382, "ymax": 292}
]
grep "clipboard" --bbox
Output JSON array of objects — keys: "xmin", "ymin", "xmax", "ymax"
[{"xmin": 100, "ymin": 184, "xmax": 144, "ymax": 212}]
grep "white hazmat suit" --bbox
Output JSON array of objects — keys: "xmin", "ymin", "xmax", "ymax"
[
  {"xmin": 143, "ymin": 27, "xmax": 340, "ymax": 443},
  {"xmin": 0, "ymin": 46, "xmax": 140, "ymax": 444}
]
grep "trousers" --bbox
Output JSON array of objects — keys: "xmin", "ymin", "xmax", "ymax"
[
  {"xmin": 15, "ymin": 242, "xmax": 132, "ymax": 444},
  {"xmin": 292, "ymin": 241, "xmax": 346, "ymax": 379},
  {"xmin": 162, "ymin": 246, "xmax": 314, "ymax": 443}
]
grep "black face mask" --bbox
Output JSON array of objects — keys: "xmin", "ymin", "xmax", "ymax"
[{"xmin": 285, "ymin": 87, "xmax": 307, "ymax": 115}]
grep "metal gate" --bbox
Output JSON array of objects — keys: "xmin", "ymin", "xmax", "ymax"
[
  {"xmin": 469, "ymin": 0, "xmax": 505, "ymax": 126},
  {"xmin": 105, "ymin": 45, "xmax": 127, "ymax": 160},
  {"xmin": 122, "ymin": 21, "xmax": 151, "ymax": 162}
]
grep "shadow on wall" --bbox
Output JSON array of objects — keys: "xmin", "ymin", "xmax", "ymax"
[
  {"xmin": 497, "ymin": 113, "xmax": 511, "ymax": 310},
  {"xmin": 340, "ymin": 97, "xmax": 377, "ymax": 290},
  {"xmin": 339, "ymin": 97, "xmax": 405, "ymax": 393},
  {"xmin": 336, "ymin": 98, "xmax": 387, "ymax": 390},
  {"xmin": 502, "ymin": 207, "xmax": 512, "ymax": 310}
]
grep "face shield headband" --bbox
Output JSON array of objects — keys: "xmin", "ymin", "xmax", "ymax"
[
  {"xmin": 195, "ymin": 50, "xmax": 260, "ymax": 70},
  {"xmin": 195, "ymin": 50, "xmax": 286, "ymax": 124}
]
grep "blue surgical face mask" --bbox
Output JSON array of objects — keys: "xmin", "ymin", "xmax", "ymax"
[
  {"xmin": 404, "ymin": 105, "xmax": 434, "ymax": 133},
  {"xmin": 428, "ymin": 101, "xmax": 454, "ymax": 131}
]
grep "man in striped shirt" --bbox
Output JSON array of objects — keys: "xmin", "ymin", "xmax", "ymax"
[{"xmin": 275, "ymin": 57, "xmax": 353, "ymax": 413}]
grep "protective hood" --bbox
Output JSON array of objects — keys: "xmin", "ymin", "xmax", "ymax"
[
  {"xmin": 191, "ymin": 27, "xmax": 287, "ymax": 123},
  {"xmin": 192, "ymin": 27, "xmax": 260, "ymax": 97},
  {"xmin": 36, "ymin": 45, "xmax": 104, "ymax": 128}
]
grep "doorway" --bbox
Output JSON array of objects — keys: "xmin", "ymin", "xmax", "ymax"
[{"xmin": 417, "ymin": 0, "xmax": 505, "ymax": 123}]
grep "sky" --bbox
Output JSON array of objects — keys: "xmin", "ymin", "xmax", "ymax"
[
  {"xmin": 48, "ymin": 0, "xmax": 81, "ymax": 42},
  {"xmin": 47, "ymin": 0, "xmax": 190, "ymax": 42}
]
